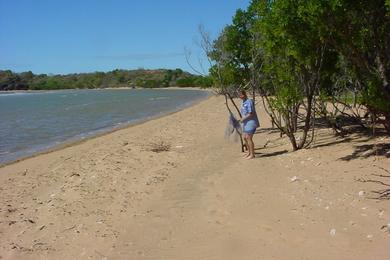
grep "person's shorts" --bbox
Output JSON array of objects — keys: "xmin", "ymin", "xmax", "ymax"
[
  {"xmin": 243, "ymin": 120, "xmax": 258, "ymax": 135},
  {"xmin": 243, "ymin": 128, "xmax": 256, "ymax": 135}
]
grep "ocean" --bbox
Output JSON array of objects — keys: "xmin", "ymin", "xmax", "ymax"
[{"xmin": 0, "ymin": 88, "xmax": 209, "ymax": 165}]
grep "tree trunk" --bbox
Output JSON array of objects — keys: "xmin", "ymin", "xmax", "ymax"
[
  {"xmin": 383, "ymin": 114, "xmax": 390, "ymax": 134},
  {"xmin": 298, "ymin": 95, "xmax": 313, "ymax": 149},
  {"xmin": 287, "ymin": 133, "xmax": 298, "ymax": 151}
]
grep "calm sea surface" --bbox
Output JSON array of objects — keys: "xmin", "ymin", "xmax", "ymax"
[{"xmin": 0, "ymin": 88, "xmax": 209, "ymax": 164}]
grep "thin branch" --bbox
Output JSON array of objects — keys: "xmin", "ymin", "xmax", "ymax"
[{"xmin": 184, "ymin": 47, "xmax": 206, "ymax": 76}]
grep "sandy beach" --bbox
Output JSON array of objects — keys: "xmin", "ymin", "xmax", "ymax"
[{"xmin": 1, "ymin": 94, "xmax": 390, "ymax": 259}]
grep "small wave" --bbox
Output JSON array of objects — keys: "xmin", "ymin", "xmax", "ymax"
[
  {"xmin": 64, "ymin": 103, "xmax": 93, "ymax": 110},
  {"xmin": 148, "ymin": 96, "xmax": 170, "ymax": 101},
  {"xmin": 0, "ymin": 92, "xmax": 16, "ymax": 95},
  {"xmin": 0, "ymin": 92, "xmax": 34, "ymax": 97}
]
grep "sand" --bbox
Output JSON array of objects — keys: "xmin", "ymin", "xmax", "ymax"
[{"xmin": 0, "ymin": 94, "xmax": 389, "ymax": 259}]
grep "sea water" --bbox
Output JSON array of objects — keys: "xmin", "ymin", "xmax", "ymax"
[{"xmin": 0, "ymin": 88, "xmax": 209, "ymax": 164}]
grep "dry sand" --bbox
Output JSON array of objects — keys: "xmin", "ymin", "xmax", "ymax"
[{"xmin": 0, "ymin": 94, "xmax": 390, "ymax": 260}]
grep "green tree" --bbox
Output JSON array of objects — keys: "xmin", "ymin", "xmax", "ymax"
[{"xmin": 318, "ymin": 0, "xmax": 390, "ymax": 131}]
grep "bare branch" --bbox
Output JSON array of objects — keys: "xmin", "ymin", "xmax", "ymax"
[{"xmin": 184, "ymin": 47, "xmax": 205, "ymax": 76}]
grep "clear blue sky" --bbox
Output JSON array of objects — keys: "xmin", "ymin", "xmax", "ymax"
[{"xmin": 0, "ymin": 0, "xmax": 251, "ymax": 75}]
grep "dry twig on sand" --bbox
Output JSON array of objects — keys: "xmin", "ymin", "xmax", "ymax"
[{"xmin": 149, "ymin": 141, "xmax": 171, "ymax": 153}]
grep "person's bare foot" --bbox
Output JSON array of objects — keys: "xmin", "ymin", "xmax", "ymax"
[
  {"xmin": 242, "ymin": 153, "xmax": 250, "ymax": 158},
  {"xmin": 245, "ymin": 155, "xmax": 255, "ymax": 160}
]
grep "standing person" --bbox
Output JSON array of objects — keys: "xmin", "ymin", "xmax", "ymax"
[{"xmin": 239, "ymin": 90, "xmax": 260, "ymax": 159}]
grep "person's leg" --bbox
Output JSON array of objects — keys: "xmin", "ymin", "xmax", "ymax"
[
  {"xmin": 246, "ymin": 134, "xmax": 255, "ymax": 159},
  {"xmin": 242, "ymin": 133, "xmax": 250, "ymax": 158}
]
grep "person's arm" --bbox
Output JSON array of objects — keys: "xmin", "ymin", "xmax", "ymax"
[
  {"xmin": 240, "ymin": 112, "xmax": 253, "ymax": 123},
  {"xmin": 239, "ymin": 100, "xmax": 254, "ymax": 122}
]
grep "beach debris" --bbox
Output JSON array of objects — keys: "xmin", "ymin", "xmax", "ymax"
[
  {"xmin": 22, "ymin": 169, "xmax": 28, "ymax": 176},
  {"xmin": 95, "ymin": 249, "xmax": 107, "ymax": 259},
  {"xmin": 7, "ymin": 208, "xmax": 17, "ymax": 213},
  {"xmin": 378, "ymin": 210, "xmax": 385, "ymax": 218},
  {"xmin": 329, "ymin": 228, "xmax": 336, "ymax": 236},
  {"xmin": 358, "ymin": 191, "xmax": 365, "ymax": 197},
  {"xmin": 175, "ymin": 145, "xmax": 184, "ymax": 148},
  {"xmin": 101, "ymin": 153, "xmax": 111, "ymax": 161},
  {"xmin": 380, "ymin": 223, "xmax": 390, "ymax": 233},
  {"xmin": 62, "ymin": 225, "xmax": 76, "ymax": 232},
  {"xmin": 362, "ymin": 150, "xmax": 372, "ymax": 156},
  {"xmin": 315, "ymin": 162, "xmax": 321, "ymax": 167},
  {"xmin": 367, "ymin": 234, "xmax": 373, "ymax": 240},
  {"xmin": 10, "ymin": 243, "xmax": 25, "ymax": 251},
  {"xmin": 149, "ymin": 141, "xmax": 171, "ymax": 153},
  {"xmin": 122, "ymin": 141, "xmax": 129, "ymax": 146},
  {"xmin": 289, "ymin": 176, "xmax": 299, "ymax": 182},
  {"xmin": 38, "ymin": 225, "xmax": 46, "ymax": 231},
  {"xmin": 75, "ymin": 224, "xmax": 84, "ymax": 233}
]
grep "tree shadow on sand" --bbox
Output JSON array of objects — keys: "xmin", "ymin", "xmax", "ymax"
[
  {"xmin": 340, "ymin": 143, "xmax": 390, "ymax": 161},
  {"xmin": 310, "ymin": 137, "xmax": 353, "ymax": 149},
  {"xmin": 255, "ymin": 127, "xmax": 281, "ymax": 135},
  {"xmin": 358, "ymin": 166, "xmax": 390, "ymax": 200},
  {"xmin": 255, "ymin": 150, "xmax": 288, "ymax": 158},
  {"xmin": 307, "ymin": 118, "xmax": 389, "ymax": 160}
]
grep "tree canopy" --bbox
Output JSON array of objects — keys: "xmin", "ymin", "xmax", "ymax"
[{"xmin": 208, "ymin": 0, "xmax": 390, "ymax": 150}]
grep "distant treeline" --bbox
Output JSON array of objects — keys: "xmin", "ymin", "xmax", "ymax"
[{"xmin": 0, "ymin": 68, "xmax": 213, "ymax": 90}]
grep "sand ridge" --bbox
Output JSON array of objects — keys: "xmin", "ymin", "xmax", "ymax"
[{"xmin": 0, "ymin": 95, "xmax": 389, "ymax": 259}]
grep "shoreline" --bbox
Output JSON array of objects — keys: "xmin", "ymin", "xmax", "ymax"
[
  {"xmin": 0, "ymin": 86, "xmax": 212, "ymax": 93},
  {"xmin": 0, "ymin": 90, "xmax": 213, "ymax": 168},
  {"xmin": 0, "ymin": 95, "xmax": 389, "ymax": 259}
]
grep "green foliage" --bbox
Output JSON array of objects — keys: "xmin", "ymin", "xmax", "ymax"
[
  {"xmin": 308, "ymin": 0, "xmax": 390, "ymax": 112},
  {"xmin": 387, "ymin": 0, "xmax": 390, "ymax": 14},
  {"xmin": 268, "ymin": 83, "xmax": 302, "ymax": 113},
  {"xmin": 362, "ymin": 77, "xmax": 390, "ymax": 113},
  {"xmin": 176, "ymin": 77, "xmax": 195, "ymax": 87},
  {"xmin": 208, "ymin": 8, "xmax": 256, "ymax": 87},
  {"xmin": 211, "ymin": 0, "xmax": 390, "ymax": 113},
  {"xmin": 194, "ymin": 75, "xmax": 213, "ymax": 88},
  {"xmin": 208, "ymin": 0, "xmax": 390, "ymax": 148},
  {"xmin": 0, "ymin": 69, "xmax": 212, "ymax": 90},
  {"xmin": 0, "ymin": 70, "xmax": 27, "ymax": 90}
]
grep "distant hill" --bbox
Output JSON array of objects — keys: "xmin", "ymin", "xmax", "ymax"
[{"xmin": 0, "ymin": 68, "xmax": 213, "ymax": 91}]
